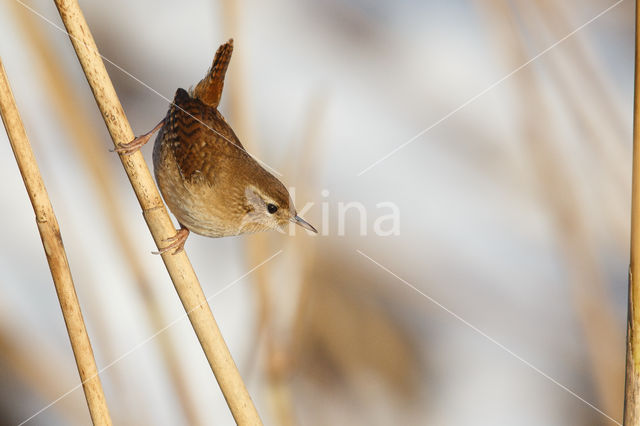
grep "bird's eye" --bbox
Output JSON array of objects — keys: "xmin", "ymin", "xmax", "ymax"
[{"xmin": 267, "ymin": 203, "xmax": 278, "ymax": 214}]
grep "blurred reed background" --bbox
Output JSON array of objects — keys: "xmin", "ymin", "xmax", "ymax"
[{"xmin": 0, "ymin": 0, "xmax": 633, "ymax": 425}]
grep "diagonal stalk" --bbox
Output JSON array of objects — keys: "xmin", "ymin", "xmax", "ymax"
[
  {"xmin": 51, "ymin": 0, "xmax": 262, "ymax": 424},
  {"xmin": 625, "ymin": 2, "xmax": 640, "ymax": 424},
  {"xmin": 0, "ymin": 60, "xmax": 112, "ymax": 426}
]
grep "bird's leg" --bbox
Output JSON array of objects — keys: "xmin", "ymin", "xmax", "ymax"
[
  {"xmin": 114, "ymin": 119, "xmax": 165, "ymax": 155},
  {"xmin": 153, "ymin": 225, "xmax": 190, "ymax": 255}
]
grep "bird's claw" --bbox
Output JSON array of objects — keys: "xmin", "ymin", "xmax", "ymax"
[
  {"xmin": 152, "ymin": 228, "xmax": 190, "ymax": 256},
  {"xmin": 112, "ymin": 133, "xmax": 152, "ymax": 155},
  {"xmin": 112, "ymin": 120, "xmax": 164, "ymax": 155}
]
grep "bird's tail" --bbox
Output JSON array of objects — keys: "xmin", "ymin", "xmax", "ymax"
[{"xmin": 192, "ymin": 39, "xmax": 234, "ymax": 108}]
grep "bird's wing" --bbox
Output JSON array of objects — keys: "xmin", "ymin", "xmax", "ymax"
[
  {"xmin": 192, "ymin": 39, "xmax": 233, "ymax": 109},
  {"xmin": 163, "ymin": 88, "xmax": 246, "ymax": 184}
]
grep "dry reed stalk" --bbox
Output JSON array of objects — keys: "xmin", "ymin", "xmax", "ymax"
[
  {"xmin": 51, "ymin": 1, "xmax": 261, "ymax": 423},
  {"xmin": 625, "ymin": 1, "xmax": 640, "ymax": 423},
  {"xmin": 10, "ymin": 4, "xmax": 201, "ymax": 423},
  {"xmin": 477, "ymin": 0, "xmax": 624, "ymax": 417},
  {"xmin": 0, "ymin": 60, "xmax": 112, "ymax": 426}
]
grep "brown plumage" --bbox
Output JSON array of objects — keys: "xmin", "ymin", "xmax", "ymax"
[
  {"xmin": 192, "ymin": 40, "xmax": 233, "ymax": 108},
  {"xmin": 117, "ymin": 39, "xmax": 316, "ymax": 253}
]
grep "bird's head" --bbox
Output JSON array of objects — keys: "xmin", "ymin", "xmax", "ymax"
[{"xmin": 240, "ymin": 171, "xmax": 317, "ymax": 235}]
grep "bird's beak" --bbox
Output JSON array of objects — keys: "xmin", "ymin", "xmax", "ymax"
[{"xmin": 291, "ymin": 215, "xmax": 318, "ymax": 233}]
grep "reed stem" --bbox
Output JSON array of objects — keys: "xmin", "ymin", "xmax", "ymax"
[
  {"xmin": 625, "ymin": 2, "xmax": 640, "ymax": 424},
  {"xmin": 10, "ymin": 3, "xmax": 201, "ymax": 423},
  {"xmin": 52, "ymin": 0, "xmax": 261, "ymax": 423},
  {"xmin": 0, "ymin": 59, "xmax": 112, "ymax": 426}
]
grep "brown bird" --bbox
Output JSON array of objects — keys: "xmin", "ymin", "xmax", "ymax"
[{"xmin": 116, "ymin": 39, "xmax": 317, "ymax": 254}]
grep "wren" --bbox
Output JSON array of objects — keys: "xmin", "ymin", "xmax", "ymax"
[{"xmin": 116, "ymin": 39, "xmax": 317, "ymax": 254}]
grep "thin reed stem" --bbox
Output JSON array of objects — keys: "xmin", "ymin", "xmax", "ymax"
[
  {"xmin": 625, "ymin": 1, "xmax": 640, "ymax": 423},
  {"xmin": 0, "ymin": 60, "xmax": 112, "ymax": 426},
  {"xmin": 10, "ymin": 4, "xmax": 201, "ymax": 423},
  {"xmin": 51, "ymin": 0, "xmax": 261, "ymax": 424}
]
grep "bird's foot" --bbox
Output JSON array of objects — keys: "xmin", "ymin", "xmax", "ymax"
[
  {"xmin": 113, "ymin": 120, "xmax": 164, "ymax": 155},
  {"xmin": 153, "ymin": 227, "xmax": 190, "ymax": 255}
]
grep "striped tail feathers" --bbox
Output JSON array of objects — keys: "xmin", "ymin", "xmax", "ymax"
[{"xmin": 192, "ymin": 39, "xmax": 234, "ymax": 109}]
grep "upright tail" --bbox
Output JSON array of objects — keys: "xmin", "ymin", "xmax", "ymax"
[{"xmin": 192, "ymin": 39, "xmax": 234, "ymax": 108}]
